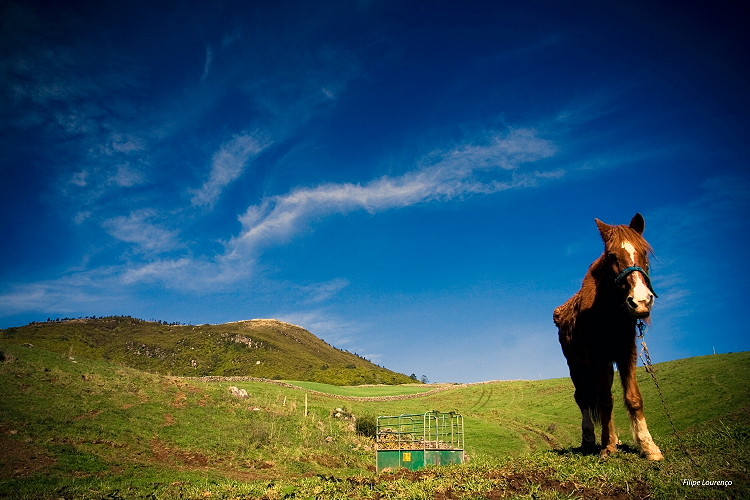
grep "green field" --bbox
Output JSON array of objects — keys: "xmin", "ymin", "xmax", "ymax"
[
  {"xmin": 1, "ymin": 341, "xmax": 748, "ymax": 499},
  {"xmin": 283, "ymin": 380, "xmax": 439, "ymax": 397}
]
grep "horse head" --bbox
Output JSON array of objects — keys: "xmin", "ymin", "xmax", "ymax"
[{"xmin": 596, "ymin": 213, "xmax": 656, "ymax": 319}]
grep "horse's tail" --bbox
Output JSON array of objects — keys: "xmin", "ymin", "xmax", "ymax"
[{"xmin": 589, "ymin": 404, "xmax": 601, "ymax": 424}]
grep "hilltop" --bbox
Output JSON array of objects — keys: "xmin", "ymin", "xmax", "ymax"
[{"xmin": 0, "ymin": 316, "xmax": 414, "ymax": 385}]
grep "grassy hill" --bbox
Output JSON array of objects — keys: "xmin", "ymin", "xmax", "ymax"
[
  {"xmin": 0, "ymin": 338, "xmax": 748, "ymax": 499},
  {"xmin": 0, "ymin": 316, "xmax": 414, "ymax": 385}
]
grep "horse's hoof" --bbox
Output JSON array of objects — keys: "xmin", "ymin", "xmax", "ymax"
[
  {"xmin": 580, "ymin": 442, "xmax": 598, "ymax": 455},
  {"xmin": 599, "ymin": 446, "xmax": 618, "ymax": 460},
  {"xmin": 644, "ymin": 450, "xmax": 664, "ymax": 461}
]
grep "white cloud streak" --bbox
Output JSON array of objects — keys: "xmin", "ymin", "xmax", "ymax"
[
  {"xmin": 0, "ymin": 125, "xmax": 565, "ymax": 314},
  {"xmin": 649, "ymin": 173, "xmax": 750, "ymax": 316},
  {"xmin": 102, "ymin": 210, "xmax": 181, "ymax": 255},
  {"xmin": 201, "ymin": 46, "xmax": 214, "ymax": 82},
  {"xmin": 299, "ymin": 278, "xmax": 351, "ymax": 304},
  {"xmin": 191, "ymin": 133, "xmax": 270, "ymax": 207},
  {"xmin": 227, "ymin": 128, "xmax": 559, "ymax": 259},
  {"xmin": 120, "ymin": 258, "xmax": 194, "ymax": 285},
  {"xmin": 0, "ymin": 268, "xmax": 121, "ymax": 316},
  {"xmin": 275, "ymin": 309, "xmax": 362, "ymax": 348},
  {"xmin": 87, "ymin": 126, "xmax": 560, "ymax": 290}
]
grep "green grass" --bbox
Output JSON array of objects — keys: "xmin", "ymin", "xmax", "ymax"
[
  {"xmin": 284, "ymin": 380, "xmax": 438, "ymax": 397},
  {"xmin": 1, "ymin": 341, "xmax": 748, "ymax": 499}
]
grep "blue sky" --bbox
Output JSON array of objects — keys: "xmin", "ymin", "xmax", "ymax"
[{"xmin": 1, "ymin": 1, "xmax": 748, "ymax": 383}]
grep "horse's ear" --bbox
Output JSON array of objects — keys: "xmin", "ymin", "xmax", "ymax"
[
  {"xmin": 629, "ymin": 213, "xmax": 645, "ymax": 234},
  {"xmin": 595, "ymin": 218, "xmax": 610, "ymax": 239}
]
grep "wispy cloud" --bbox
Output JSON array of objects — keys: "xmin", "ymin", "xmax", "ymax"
[
  {"xmin": 111, "ymin": 164, "xmax": 145, "ymax": 187},
  {"xmin": 49, "ymin": 126, "xmax": 562, "ymax": 293},
  {"xmin": 301, "ymin": 278, "xmax": 350, "ymax": 304},
  {"xmin": 0, "ymin": 268, "xmax": 122, "ymax": 316},
  {"xmin": 650, "ymin": 173, "xmax": 750, "ymax": 319},
  {"xmin": 0, "ymin": 121, "xmax": 566, "ymax": 315},
  {"xmin": 201, "ymin": 46, "xmax": 214, "ymax": 82},
  {"xmin": 102, "ymin": 210, "xmax": 181, "ymax": 255},
  {"xmin": 120, "ymin": 258, "xmax": 195, "ymax": 285},
  {"xmin": 274, "ymin": 309, "xmax": 363, "ymax": 348},
  {"xmin": 228, "ymin": 128, "xmax": 559, "ymax": 259},
  {"xmin": 190, "ymin": 133, "xmax": 271, "ymax": 207}
]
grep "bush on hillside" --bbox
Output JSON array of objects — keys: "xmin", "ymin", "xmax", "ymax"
[{"xmin": 356, "ymin": 413, "xmax": 377, "ymax": 438}]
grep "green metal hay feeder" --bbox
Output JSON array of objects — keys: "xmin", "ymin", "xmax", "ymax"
[{"xmin": 376, "ymin": 411, "xmax": 465, "ymax": 472}]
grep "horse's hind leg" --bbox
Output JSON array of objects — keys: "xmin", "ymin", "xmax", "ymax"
[
  {"xmin": 597, "ymin": 364, "xmax": 620, "ymax": 458},
  {"xmin": 577, "ymin": 400, "xmax": 596, "ymax": 452},
  {"xmin": 570, "ymin": 365, "xmax": 597, "ymax": 452}
]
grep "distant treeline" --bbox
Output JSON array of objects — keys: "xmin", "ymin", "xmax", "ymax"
[{"xmin": 31, "ymin": 315, "xmax": 190, "ymax": 326}]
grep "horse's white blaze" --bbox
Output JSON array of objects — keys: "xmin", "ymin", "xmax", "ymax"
[
  {"xmin": 620, "ymin": 240, "xmax": 637, "ymax": 265},
  {"xmin": 632, "ymin": 276, "xmax": 652, "ymax": 303},
  {"xmin": 621, "ymin": 240, "xmax": 652, "ymax": 305}
]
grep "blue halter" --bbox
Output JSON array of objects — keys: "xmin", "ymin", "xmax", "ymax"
[{"xmin": 615, "ymin": 266, "xmax": 658, "ymax": 297}]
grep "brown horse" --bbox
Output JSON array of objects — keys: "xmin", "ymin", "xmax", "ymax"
[{"xmin": 554, "ymin": 213, "xmax": 664, "ymax": 460}]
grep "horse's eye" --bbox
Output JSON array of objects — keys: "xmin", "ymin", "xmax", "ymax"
[{"xmin": 607, "ymin": 253, "xmax": 618, "ymax": 263}]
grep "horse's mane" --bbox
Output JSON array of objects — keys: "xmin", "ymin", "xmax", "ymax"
[{"xmin": 601, "ymin": 224, "xmax": 654, "ymax": 256}]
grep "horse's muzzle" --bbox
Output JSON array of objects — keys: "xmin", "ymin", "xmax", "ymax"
[{"xmin": 626, "ymin": 295, "xmax": 654, "ymax": 318}]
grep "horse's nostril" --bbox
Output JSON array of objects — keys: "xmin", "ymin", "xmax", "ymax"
[{"xmin": 628, "ymin": 295, "xmax": 653, "ymax": 311}]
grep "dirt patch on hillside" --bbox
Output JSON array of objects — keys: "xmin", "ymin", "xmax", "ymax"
[
  {"xmin": 73, "ymin": 409, "xmax": 103, "ymax": 421},
  {"xmin": 0, "ymin": 434, "xmax": 56, "ymax": 477},
  {"xmin": 300, "ymin": 453, "xmax": 344, "ymax": 469},
  {"xmin": 150, "ymin": 437, "xmax": 209, "ymax": 467},
  {"xmin": 171, "ymin": 391, "xmax": 188, "ymax": 408}
]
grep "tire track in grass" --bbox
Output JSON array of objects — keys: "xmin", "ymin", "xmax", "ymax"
[
  {"xmin": 514, "ymin": 421, "xmax": 560, "ymax": 450},
  {"xmin": 480, "ymin": 409, "xmax": 561, "ymax": 452},
  {"xmin": 186, "ymin": 376, "xmax": 513, "ymax": 401},
  {"xmin": 470, "ymin": 386, "xmax": 496, "ymax": 411},
  {"xmin": 469, "ymin": 387, "xmax": 487, "ymax": 411},
  {"xmin": 187, "ymin": 376, "xmax": 464, "ymax": 401}
]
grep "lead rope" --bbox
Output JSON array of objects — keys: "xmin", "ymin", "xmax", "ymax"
[{"xmin": 637, "ymin": 320, "xmax": 699, "ymax": 467}]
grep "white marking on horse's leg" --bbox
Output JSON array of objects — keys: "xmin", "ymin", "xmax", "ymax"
[
  {"xmin": 608, "ymin": 414, "xmax": 620, "ymax": 446},
  {"xmin": 631, "ymin": 416, "xmax": 664, "ymax": 461}
]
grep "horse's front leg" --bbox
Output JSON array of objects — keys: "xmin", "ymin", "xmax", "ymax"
[{"xmin": 619, "ymin": 354, "xmax": 664, "ymax": 461}]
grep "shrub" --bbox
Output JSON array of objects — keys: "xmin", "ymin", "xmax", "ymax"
[{"xmin": 356, "ymin": 413, "xmax": 377, "ymax": 438}]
